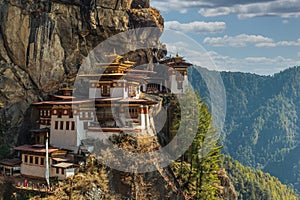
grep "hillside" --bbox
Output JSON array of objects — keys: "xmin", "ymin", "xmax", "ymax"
[
  {"xmin": 189, "ymin": 66, "xmax": 300, "ymax": 193},
  {"xmin": 223, "ymin": 155, "xmax": 298, "ymax": 200}
]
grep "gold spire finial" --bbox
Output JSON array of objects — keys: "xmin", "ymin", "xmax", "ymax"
[{"xmin": 46, "ymin": 132, "xmax": 49, "ymax": 138}]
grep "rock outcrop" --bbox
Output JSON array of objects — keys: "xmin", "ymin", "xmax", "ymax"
[
  {"xmin": 0, "ymin": 0, "xmax": 164, "ymax": 148},
  {"xmin": 217, "ymin": 169, "xmax": 238, "ymax": 200}
]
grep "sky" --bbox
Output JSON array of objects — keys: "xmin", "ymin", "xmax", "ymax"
[{"xmin": 151, "ymin": 0, "xmax": 300, "ymax": 75}]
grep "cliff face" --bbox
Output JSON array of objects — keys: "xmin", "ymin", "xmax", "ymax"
[{"xmin": 0, "ymin": 0, "xmax": 163, "ymax": 147}]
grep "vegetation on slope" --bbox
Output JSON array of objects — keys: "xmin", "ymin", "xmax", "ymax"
[
  {"xmin": 168, "ymin": 92, "xmax": 224, "ymax": 199},
  {"xmin": 223, "ymin": 155, "xmax": 298, "ymax": 200},
  {"xmin": 189, "ymin": 66, "xmax": 300, "ymax": 192},
  {"xmin": 31, "ymin": 156, "xmax": 115, "ymax": 200}
]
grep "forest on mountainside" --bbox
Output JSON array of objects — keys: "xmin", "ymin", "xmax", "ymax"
[
  {"xmin": 223, "ymin": 155, "xmax": 297, "ymax": 200},
  {"xmin": 189, "ymin": 66, "xmax": 300, "ymax": 193}
]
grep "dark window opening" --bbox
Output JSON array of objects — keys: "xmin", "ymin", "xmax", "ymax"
[
  {"xmin": 29, "ymin": 156, "xmax": 33, "ymax": 164},
  {"xmin": 60, "ymin": 121, "xmax": 64, "ymax": 130},
  {"xmin": 66, "ymin": 121, "xmax": 70, "ymax": 130},
  {"xmin": 58, "ymin": 110, "xmax": 62, "ymax": 118},
  {"xmin": 35, "ymin": 157, "xmax": 39, "ymax": 165},
  {"xmin": 69, "ymin": 111, "xmax": 73, "ymax": 118},
  {"xmin": 71, "ymin": 121, "xmax": 75, "ymax": 130},
  {"xmin": 55, "ymin": 121, "xmax": 58, "ymax": 130},
  {"xmin": 40, "ymin": 158, "xmax": 44, "ymax": 166}
]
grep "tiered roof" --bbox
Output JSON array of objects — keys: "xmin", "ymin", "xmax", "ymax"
[
  {"xmin": 79, "ymin": 54, "xmax": 156, "ymax": 83},
  {"xmin": 159, "ymin": 54, "xmax": 192, "ymax": 69}
]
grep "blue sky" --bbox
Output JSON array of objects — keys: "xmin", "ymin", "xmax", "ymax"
[{"xmin": 152, "ymin": 0, "xmax": 300, "ymax": 75}]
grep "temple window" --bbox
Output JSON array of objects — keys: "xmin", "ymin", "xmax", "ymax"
[
  {"xmin": 66, "ymin": 121, "xmax": 70, "ymax": 130},
  {"xmin": 40, "ymin": 158, "xmax": 44, "ymax": 166},
  {"xmin": 61, "ymin": 169, "xmax": 65, "ymax": 175},
  {"xmin": 58, "ymin": 110, "xmax": 62, "ymax": 118},
  {"xmin": 24, "ymin": 155, "xmax": 28, "ymax": 163},
  {"xmin": 55, "ymin": 121, "xmax": 58, "ymax": 130},
  {"xmin": 129, "ymin": 108, "xmax": 138, "ymax": 118},
  {"xmin": 56, "ymin": 168, "xmax": 59, "ymax": 174},
  {"xmin": 71, "ymin": 121, "xmax": 75, "ymax": 130},
  {"xmin": 101, "ymin": 85, "xmax": 110, "ymax": 96},
  {"xmin": 69, "ymin": 111, "xmax": 73, "ymax": 118},
  {"xmin": 35, "ymin": 157, "xmax": 39, "ymax": 165},
  {"xmin": 60, "ymin": 121, "xmax": 64, "ymax": 130},
  {"xmin": 29, "ymin": 156, "xmax": 33, "ymax": 164}
]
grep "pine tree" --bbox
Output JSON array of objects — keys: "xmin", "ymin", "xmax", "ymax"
[{"xmin": 171, "ymin": 91, "xmax": 222, "ymax": 199}]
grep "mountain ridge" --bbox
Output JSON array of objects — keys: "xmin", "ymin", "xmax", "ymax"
[{"xmin": 189, "ymin": 65, "xmax": 300, "ymax": 192}]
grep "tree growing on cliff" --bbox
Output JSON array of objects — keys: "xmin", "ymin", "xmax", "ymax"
[{"xmin": 171, "ymin": 92, "xmax": 222, "ymax": 199}]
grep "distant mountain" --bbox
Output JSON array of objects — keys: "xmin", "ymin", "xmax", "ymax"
[{"xmin": 189, "ymin": 66, "xmax": 300, "ymax": 193}]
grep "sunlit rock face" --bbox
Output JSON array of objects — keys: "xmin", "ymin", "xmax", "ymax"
[{"xmin": 0, "ymin": 0, "xmax": 163, "ymax": 146}]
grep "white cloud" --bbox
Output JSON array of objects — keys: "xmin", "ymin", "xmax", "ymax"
[
  {"xmin": 297, "ymin": 52, "xmax": 300, "ymax": 56},
  {"xmin": 245, "ymin": 56, "xmax": 293, "ymax": 63},
  {"xmin": 203, "ymin": 34, "xmax": 273, "ymax": 47},
  {"xmin": 152, "ymin": 0, "xmax": 300, "ymax": 19},
  {"xmin": 208, "ymin": 51, "xmax": 300, "ymax": 75},
  {"xmin": 204, "ymin": 35, "xmax": 300, "ymax": 48},
  {"xmin": 165, "ymin": 21, "xmax": 226, "ymax": 34},
  {"xmin": 152, "ymin": 0, "xmax": 212, "ymax": 12},
  {"xmin": 198, "ymin": 0, "xmax": 300, "ymax": 18},
  {"xmin": 199, "ymin": 7, "xmax": 235, "ymax": 17},
  {"xmin": 255, "ymin": 38, "xmax": 300, "ymax": 47}
]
